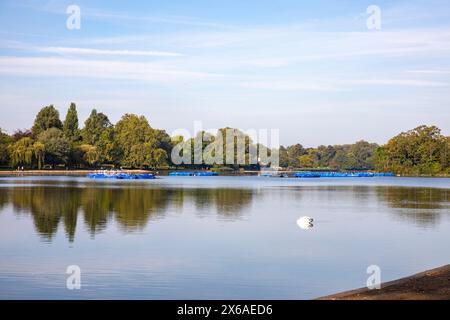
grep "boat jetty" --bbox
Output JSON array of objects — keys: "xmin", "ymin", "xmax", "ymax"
[
  {"xmin": 293, "ymin": 171, "xmax": 395, "ymax": 178},
  {"xmin": 87, "ymin": 170, "xmax": 155, "ymax": 179},
  {"xmin": 168, "ymin": 171, "xmax": 219, "ymax": 176}
]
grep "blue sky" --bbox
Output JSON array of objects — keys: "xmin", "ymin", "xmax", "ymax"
[{"xmin": 0, "ymin": 0, "xmax": 449, "ymax": 146}]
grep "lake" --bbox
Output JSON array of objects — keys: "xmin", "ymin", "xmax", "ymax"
[{"xmin": 0, "ymin": 175, "xmax": 449, "ymax": 299}]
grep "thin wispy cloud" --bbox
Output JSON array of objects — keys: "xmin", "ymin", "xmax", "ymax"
[
  {"xmin": 86, "ymin": 10, "xmax": 236, "ymax": 30},
  {"xmin": 239, "ymin": 81, "xmax": 340, "ymax": 92},
  {"xmin": 0, "ymin": 56, "xmax": 220, "ymax": 82},
  {"xmin": 352, "ymin": 79, "xmax": 449, "ymax": 87},
  {"xmin": 239, "ymin": 78, "xmax": 449, "ymax": 92},
  {"xmin": 36, "ymin": 46, "xmax": 182, "ymax": 57},
  {"xmin": 407, "ymin": 70, "xmax": 450, "ymax": 75}
]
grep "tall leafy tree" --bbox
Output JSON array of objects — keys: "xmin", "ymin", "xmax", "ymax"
[
  {"xmin": 0, "ymin": 128, "xmax": 12, "ymax": 165},
  {"xmin": 286, "ymin": 144, "xmax": 306, "ymax": 167},
  {"xmin": 298, "ymin": 154, "xmax": 314, "ymax": 168},
  {"xmin": 8, "ymin": 137, "xmax": 34, "ymax": 167},
  {"xmin": 63, "ymin": 103, "xmax": 80, "ymax": 141},
  {"xmin": 78, "ymin": 144, "xmax": 100, "ymax": 166},
  {"xmin": 349, "ymin": 140, "xmax": 378, "ymax": 170},
  {"xmin": 376, "ymin": 125, "xmax": 446, "ymax": 175},
  {"xmin": 97, "ymin": 127, "xmax": 120, "ymax": 164},
  {"xmin": 315, "ymin": 145, "xmax": 337, "ymax": 168},
  {"xmin": 114, "ymin": 114, "xmax": 169, "ymax": 168},
  {"xmin": 38, "ymin": 128, "xmax": 71, "ymax": 166},
  {"xmin": 33, "ymin": 141, "xmax": 45, "ymax": 169},
  {"xmin": 278, "ymin": 146, "xmax": 289, "ymax": 168},
  {"xmin": 82, "ymin": 109, "xmax": 111, "ymax": 146},
  {"xmin": 31, "ymin": 105, "xmax": 63, "ymax": 136}
]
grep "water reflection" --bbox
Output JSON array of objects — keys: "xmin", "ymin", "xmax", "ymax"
[
  {"xmin": 2, "ymin": 178, "xmax": 449, "ymax": 300},
  {"xmin": 375, "ymin": 186, "xmax": 450, "ymax": 227},
  {"xmin": 4, "ymin": 185, "xmax": 254, "ymax": 241},
  {"xmin": 0, "ymin": 188, "xmax": 8, "ymax": 210},
  {"xmin": 1, "ymin": 182, "xmax": 449, "ymax": 242},
  {"xmin": 189, "ymin": 188, "xmax": 254, "ymax": 219}
]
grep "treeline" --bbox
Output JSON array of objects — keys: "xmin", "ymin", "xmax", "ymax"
[
  {"xmin": 375, "ymin": 125, "xmax": 449, "ymax": 175},
  {"xmin": 279, "ymin": 140, "xmax": 379, "ymax": 170},
  {"xmin": 0, "ymin": 103, "xmax": 449, "ymax": 175},
  {"xmin": 1, "ymin": 104, "xmax": 172, "ymax": 169},
  {"xmin": 279, "ymin": 126, "xmax": 449, "ymax": 175}
]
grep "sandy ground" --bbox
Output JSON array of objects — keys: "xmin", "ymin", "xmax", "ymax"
[{"xmin": 319, "ymin": 265, "xmax": 450, "ymax": 300}]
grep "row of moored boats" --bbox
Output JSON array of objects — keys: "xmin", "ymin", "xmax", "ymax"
[{"xmin": 87, "ymin": 170, "xmax": 395, "ymax": 179}]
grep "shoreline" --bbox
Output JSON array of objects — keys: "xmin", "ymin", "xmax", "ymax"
[
  {"xmin": 0, "ymin": 169, "xmax": 449, "ymax": 178},
  {"xmin": 318, "ymin": 265, "xmax": 450, "ymax": 300}
]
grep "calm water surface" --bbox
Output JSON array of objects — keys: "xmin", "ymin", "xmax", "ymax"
[{"xmin": 0, "ymin": 176, "xmax": 449, "ymax": 299}]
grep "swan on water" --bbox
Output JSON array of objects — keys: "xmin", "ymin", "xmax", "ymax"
[{"xmin": 297, "ymin": 216, "xmax": 314, "ymax": 230}]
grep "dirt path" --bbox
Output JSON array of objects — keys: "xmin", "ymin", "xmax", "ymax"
[{"xmin": 319, "ymin": 265, "xmax": 450, "ymax": 300}]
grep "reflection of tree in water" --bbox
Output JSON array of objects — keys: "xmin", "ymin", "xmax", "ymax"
[
  {"xmin": 7, "ymin": 185, "xmax": 173, "ymax": 240},
  {"xmin": 112, "ymin": 187, "xmax": 172, "ymax": 232},
  {"xmin": 81, "ymin": 187, "xmax": 113, "ymax": 236},
  {"xmin": 5, "ymin": 184, "xmax": 255, "ymax": 241},
  {"xmin": 189, "ymin": 188, "xmax": 254, "ymax": 220},
  {"xmin": 376, "ymin": 187, "xmax": 450, "ymax": 227},
  {"xmin": 10, "ymin": 187, "xmax": 80, "ymax": 241},
  {"xmin": 0, "ymin": 188, "xmax": 8, "ymax": 210}
]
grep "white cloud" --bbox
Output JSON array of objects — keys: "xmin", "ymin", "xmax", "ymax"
[
  {"xmin": 407, "ymin": 70, "xmax": 450, "ymax": 75},
  {"xmin": 347, "ymin": 79, "xmax": 449, "ymax": 87},
  {"xmin": 36, "ymin": 46, "xmax": 182, "ymax": 57},
  {"xmin": 0, "ymin": 56, "xmax": 220, "ymax": 82},
  {"xmin": 240, "ymin": 81, "xmax": 339, "ymax": 92},
  {"xmin": 239, "ymin": 78, "xmax": 449, "ymax": 92}
]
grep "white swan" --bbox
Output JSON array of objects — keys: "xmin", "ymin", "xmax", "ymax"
[{"xmin": 297, "ymin": 216, "xmax": 314, "ymax": 230}]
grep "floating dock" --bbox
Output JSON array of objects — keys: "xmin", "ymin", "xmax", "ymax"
[
  {"xmin": 168, "ymin": 171, "xmax": 219, "ymax": 177},
  {"xmin": 87, "ymin": 172, "xmax": 155, "ymax": 179},
  {"xmin": 293, "ymin": 171, "xmax": 395, "ymax": 178}
]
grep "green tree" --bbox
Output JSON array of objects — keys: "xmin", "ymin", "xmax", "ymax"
[
  {"xmin": 217, "ymin": 128, "xmax": 256, "ymax": 168},
  {"xmin": 82, "ymin": 109, "xmax": 111, "ymax": 146},
  {"xmin": 378, "ymin": 125, "xmax": 447, "ymax": 175},
  {"xmin": 286, "ymin": 144, "xmax": 306, "ymax": 167},
  {"xmin": 278, "ymin": 146, "xmax": 289, "ymax": 168},
  {"xmin": 298, "ymin": 154, "xmax": 314, "ymax": 168},
  {"xmin": 349, "ymin": 140, "xmax": 378, "ymax": 170},
  {"xmin": 442, "ymin": 137, "xmax": 450, "ymax": 173},
  {"xmin": 97, "ymin": 127, "xmax": 120, "ymax": 164},
  {"xmin": 38, "ymin": 128, "xmax": 71, "ymax": 166},
  {"xmin": 9, "ymin": 137, "xmax": 34, "ymax": 167},
  {"xmin": 33, "ymin": 141, "xmax": 45, "ymax": 169},
  {"xmin": 151, "ymin": 148, "xmax": 168, "ymax": 168},
  {"xmin": 32, "ymin": 105, "xmax": 63, "ymax": 136},
  {"xmin": 63, "ymin": 103, "xmax": 80, "ymax": 141},
  {"xmin": 0, "ymin": 128, "xmax": 12, "ymax": 165},
  {"xmin": 315, "ymin": 145, "xmax": 336, "ymax": 168},
  {"xmin": 115, "ymin": 114, "xmax": 169, "ymax": 168},
  {"xmin": 79, "ymin": 144, "xmax": 100, "ymax": 166},
  {"xmin": 330, "ymin": 149, "xmax": 350, "ymax": 170}
]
